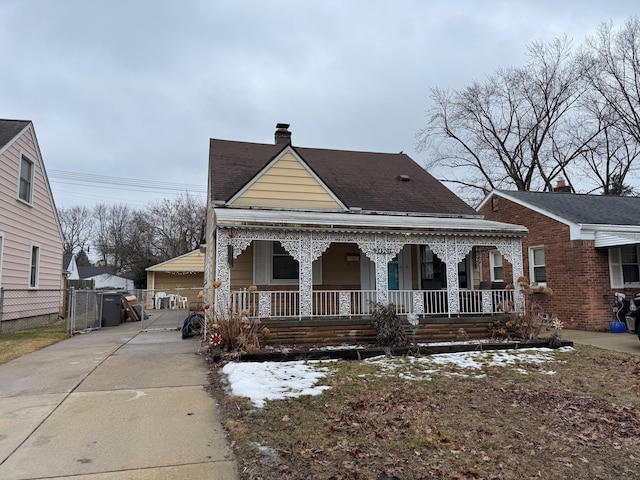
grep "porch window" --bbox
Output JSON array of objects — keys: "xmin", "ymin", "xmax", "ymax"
[
  {"xmin": 528, "ymin": 246, "xmax": 546, "ymax": 284},
  {"xmin": 419, "ymin": 245, "xmax": 470, "ymax": 289},
  {"xmin": 272, "ymin": 241, "xmax": 299, "ymax": 281},
  {"xmin": 609, "ymin": 245, "xmax": 640, "ymax": 287},
  {"xmin": 253, "ymin": 240, "xmax": 321, "ymax": 285},
  {"xmin": 490, "ymin": 251, "xmax": 503, "ymax": 282}
]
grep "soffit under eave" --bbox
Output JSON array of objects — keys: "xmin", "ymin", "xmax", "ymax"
[{"xmin": 594, "ymin": 232, "xmax": 640, "ymax": 248}]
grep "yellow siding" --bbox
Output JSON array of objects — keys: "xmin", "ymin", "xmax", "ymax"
[
  {"xmin": 232, "ymin": 152, "xmax": 342, "ymax": 209},
  {"xmin": 230, "ymin": 243, "xmax": 254, "ymax": 287},
  {"xmin": 147, "ymin": 272, "xmax": 204, "ymax": 306},
  {"xmin": 321, "ymin": 243, "xmax": 360, "ymax": 287},
  {"xmin": 147, "ymin": 250, "xmax": 205, "ymax": 272}
]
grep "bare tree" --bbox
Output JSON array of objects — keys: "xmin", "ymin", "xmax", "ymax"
[
  {"xmin": 577, "ymin": 17, "xmax": 640, "ymax": 194},
  {"xmin": 581, "ymin": 18, "xmax": 640, "ymax": 142},
  {"xmin": 58, "ymin": 206, "xmax": 94, "ymax": 255},
  {"xmin": 416, "ymin": 37, "xmax": 590, "ymax": 203},
  {"xmin": 92, "ymin": 203, "xmax": 135, "ymax": 272},
  {"xmin": 144, "ymin": 192, "xmax": 206, "ymax": 261}
]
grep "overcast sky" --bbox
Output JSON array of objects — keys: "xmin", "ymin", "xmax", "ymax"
[{"xmin": 1, "ymin": 0, "xmax": 637, "ymax": 209}]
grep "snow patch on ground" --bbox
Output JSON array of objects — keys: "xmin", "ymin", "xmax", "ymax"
[{"xmin": 220, "ymin": 347, "xmax": 574, "ymax": 407}]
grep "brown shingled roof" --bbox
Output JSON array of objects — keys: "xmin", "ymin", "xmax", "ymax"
[{"xmin": 209, "ymin": 138, "xmax": 477, "ymax": 217}]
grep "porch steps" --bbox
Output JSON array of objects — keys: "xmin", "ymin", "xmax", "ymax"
[{"xmin": 262, "ymin": 315, "xmax": 505, "ymax": 347}]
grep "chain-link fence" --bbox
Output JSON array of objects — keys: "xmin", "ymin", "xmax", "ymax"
[
  {"xmin": 146, "ymin": 288, "xmax": 204, "ymax": 311},
  {"xmin": 0, "ymin": 288, "xmax": 64, "ymax": 334},
  {"xmin": 66, "ymin": 288, "xmax": 153, "ymax": 334},
  {"xmin": 0, "ymin": 287, "xmax": 201, "ymax": 335}
]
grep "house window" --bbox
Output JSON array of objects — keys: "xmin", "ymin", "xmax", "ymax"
[
  {"xmin": 19, "ymin": 155, "xmax": 34, "ymax": 204},
  {"xmin": 490, "ymin": 251, "xmax": 503, "ymax": 282},
  {"xmin": 529, "ymin": 246, "xmax": 546, "ymax": 284},
  {"xmin": 29, "ymin": 244, "xmax": 40, "ymax": 288},
  {"xmin": 609, "ymin": 245, "xmax": 640, "ymax": 287},
  {"xmin": 271, "ymin": 241, "xmax": 299, "ymax": 281}
]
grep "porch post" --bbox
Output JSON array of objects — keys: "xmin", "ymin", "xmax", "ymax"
[
  {"xmin": 214, "ymin": 228, "xmax": 231, "ymax": 314},
  {"xmin": 280, "ymin": 232, "xmax": 331, "ymax": 319},
  {"xmin": 356, "ymin": 234, "xmax": 405, "ymax": 306},
  {"xmin": 430, "ymin": 236, "xmax": 471, "ymax": 318},
  {"xmin": 299, "ymin": 234, "xmax": 313, "ymax": 318},
  {"xmin": 496, "ymin": 237, "xmax": 525, "ymax": 311},
  {"xmin": 444, "ymin": 237, "xmax": 460, "ymax": 317}
]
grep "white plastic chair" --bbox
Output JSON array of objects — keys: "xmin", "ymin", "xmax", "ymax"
[
  {"xmin": 154, "ymin": 292, "xmax": 167, "ymax": 309},
  {"xmin": 176, "ymin": 295, "xmax": 188, "ymax": 309}
]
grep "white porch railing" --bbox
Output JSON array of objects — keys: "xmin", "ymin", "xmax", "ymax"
[{"xmin": 228, "ymin": 288, "xmax": 513, "ymax": 319}]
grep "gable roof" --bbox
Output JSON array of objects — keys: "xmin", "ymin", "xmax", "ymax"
[
  {"xmin": 78, "ymin": 265, "xmax": 119, "ymax": 279},
  {"xmin": 209, "ymin": 139, "xmax": 478, "ymax": 217},
  {"xmin": 0, "ymin": 119, "xmax": 30, "ymax": 151},
  {"xmin": 488, "ymin": 190, "xmax": 640, "ymax": 225},
  {"xmin": 146, "ymin": 249, "xmax": 205, "ymax": 272}
]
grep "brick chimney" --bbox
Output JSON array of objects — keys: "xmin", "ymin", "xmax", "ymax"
[
  {"xmin": 275, "ymin": 123, "xmax": 291, "ymax": 145},
  {"xmin": 552, "ymin": 178, "xmax": 571, "ymax": 193}
]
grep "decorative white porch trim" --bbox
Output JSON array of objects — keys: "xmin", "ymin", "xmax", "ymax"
[{"xmin": 213, "ymin": 227, "xmax": 524, "ymax": 317}]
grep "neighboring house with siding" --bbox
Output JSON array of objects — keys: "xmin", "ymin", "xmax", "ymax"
[
  {"xmin": 76, "ymin": 266, "xmax": 134, "ymax": 291},
  {"xmin": 0, "ymin": 119, "xmax": 64, "ymax": 331},
  {"xmin": 146, "ymin": 249, "xmax": 205, "ymax": 308},
  {"xmin": 204, "ymin": 124, "xmax": 528, "ymax": 344},
  {"xmin": 478, "ymin": 188, "xmax": 640, "ymax": 332}
]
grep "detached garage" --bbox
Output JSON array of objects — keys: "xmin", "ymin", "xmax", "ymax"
[{"xmin": 146, "ymin": 250, "xmax": 205, "ymax": 309}]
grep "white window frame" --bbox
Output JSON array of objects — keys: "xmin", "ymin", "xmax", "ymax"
[
  {"xmin": 489, "ymin": 250, "xmax": 504, "ymax": 282},
  {"xmin": 253, "ymin": 240, "xmax": 322, "ymax": 286},
  {"xmin": 18, "ymin": 153, "xmax": 35, "ymax": 205},
  {"xmin": 528, "ymin": 245, "xmax": 546, "ymax": 286},
  {"xmin": 609, "ymin": 245, "xmax": 640, "ymax": 288},
  {"xmin": 29, "ymin": 243, "xmax": 40, "ymax": 288},
  {"xmin": 270, "ymin": 241, "xmax": 299, "ymax": 285}
]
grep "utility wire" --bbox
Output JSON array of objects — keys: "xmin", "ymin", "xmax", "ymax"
[{"xmin": 48, "ymin": 170, "xmax": 207, "ymax": 193}]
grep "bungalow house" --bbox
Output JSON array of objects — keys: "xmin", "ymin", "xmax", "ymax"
[
  {"xmin": 146, "ymin": 249, "xmax": 205, "ymax": 309},
  {"xmin": 478, "ymin": 188, "xmax": 640, "ymax": 332},
  {"xmin": 0, "ymin": 119, "xmax": 64, "ymax": 332},
  {"xmin": 204, "ymin": 124, "xmax": 528, "ymax": 344}
]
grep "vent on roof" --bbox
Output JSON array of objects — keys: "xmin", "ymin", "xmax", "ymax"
[
  {"xmin": 275, "ymin": 123, "xmax": 291, "ymax": 145},
  {"xmin": 398, "ymin": 175, "xmax": 410, "ymax": 182}
]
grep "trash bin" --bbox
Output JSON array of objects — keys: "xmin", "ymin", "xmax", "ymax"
[{"xmin": 101, "ymin": 293, "xmax": 122, "ymax": 327}]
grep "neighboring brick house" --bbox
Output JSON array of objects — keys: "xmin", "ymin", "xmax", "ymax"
[{"xmin": 478, "ymin": 189, "xmax": 640, "ymax": 332}]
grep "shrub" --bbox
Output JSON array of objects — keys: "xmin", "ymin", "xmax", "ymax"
[
  {"xmin": 489, "ymin": 276, "xmax": 562, "ymax": 345},
  {"xmin": 206, "ymin": 307, "xmax": 270, "ymax": 356},
  {"xmin": 204, "ymin": 283, "xmax": 270, "ymax": 359},
  {"xmin": 370, "ymin": 302, "xmax": 408, "ymax": 348}
]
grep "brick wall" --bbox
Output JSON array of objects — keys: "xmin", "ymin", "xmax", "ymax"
[{"xmin": 479, "ymin": 195, "xmax": 614, "ymax": 331}]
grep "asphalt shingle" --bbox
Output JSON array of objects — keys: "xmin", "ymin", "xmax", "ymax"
[
  {"xmin": 498, "ymin": 190, "xmax": 640, "ymax": 225},
  {"xmin": 209, "ymin": 138, "xmax": 478, "ymax": 217}
]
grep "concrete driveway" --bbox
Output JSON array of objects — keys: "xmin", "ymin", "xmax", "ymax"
[
  {"xmin": 563, "ymin": 327, "xmax": 640, "ymax": 356},
  {"xmin": 0, "ymin": 310, "xmax": 238, "ymax": 479}
]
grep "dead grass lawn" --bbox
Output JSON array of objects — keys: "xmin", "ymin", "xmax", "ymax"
[
  {"xmin": 212, "ymin": 345, "xmax": 640, "ymax": 480},
  {"xmin": 0, "ymin": 319, "xmax": 69, "ymax": 364}
]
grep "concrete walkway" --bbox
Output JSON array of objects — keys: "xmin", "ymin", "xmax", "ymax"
[
  {"xmin": 563, "ymin": 328, "xmax": 640, "ymax": 356},
  {"xmin": 0, "ymin": 310, "xmax": 238, "ymax": 480}
]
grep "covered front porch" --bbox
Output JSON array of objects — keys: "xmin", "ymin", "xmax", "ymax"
[{"xmin": 208, "ymin": 209, "xmax": 527, "ymax": 327}]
